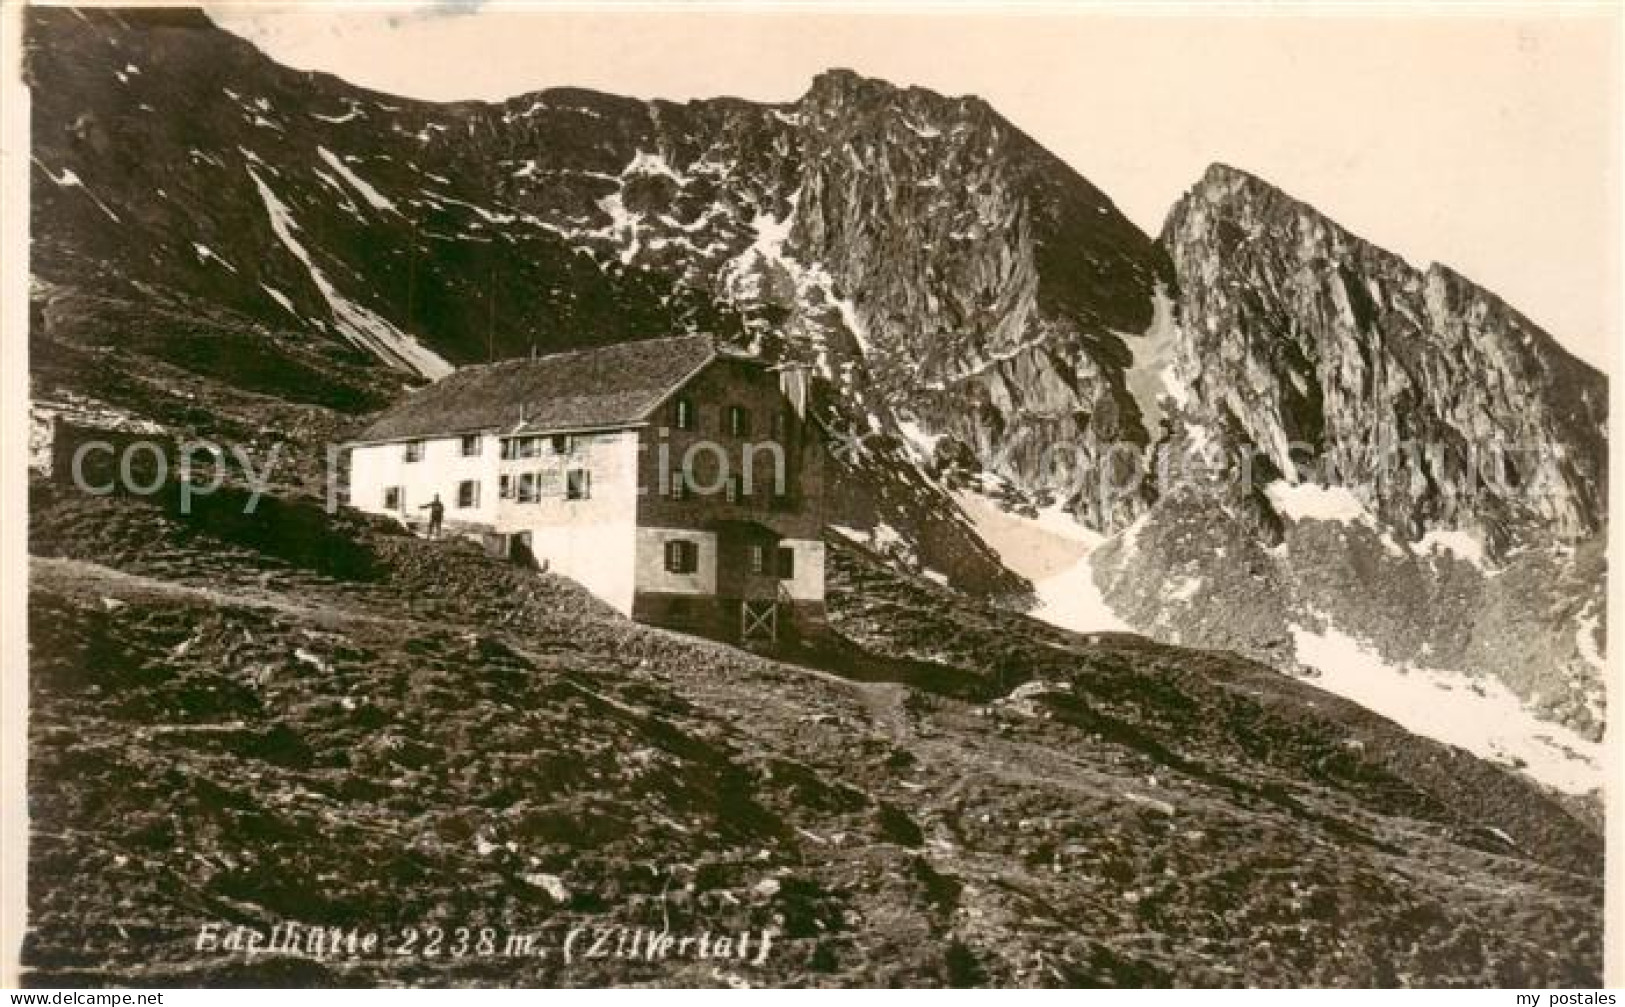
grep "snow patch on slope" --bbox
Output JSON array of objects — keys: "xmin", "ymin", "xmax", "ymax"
[
  {"xmin": 1265, "ymin": 480, "xmax": 1405, "ymax": 557},
  {"xmin": 953, "ymin": 492, "xmax": 1130, "ymax": 634},
  {"xmin": 260, "ymin": 283, "xmax": 296, "ymax": 316},
  {"xmin": 1290, "ymin": 620, "xmax": 1603, "ymax": 795},
  {"xmin": 247, "ymin": 166, "xmax": 450, "ymax": 379},
  {"xmin": 595, "ymin": 192, "xmax": 643, "ymax": 265},
  {"xmin": 191, "ymin": 243, "xmax": 238, "ymax": 273},
  {"xmin": 33, "ymin": 157, "xmax": 121, "ymax": 221},
  {"xmin": 1417, "ymin": 528, "xmax": 1490, "ymax": 571},
  {"xmin": 1266, "ymin": 482, "xmax": 1368, "ymax": 523},
  {"xmin": 1574, "ymin": 604, "xmax": 1605, "ymax": 673},
  {"xmin": 1122, "ymin": 283, "xmax": 1187, "ymax": 432},
  {"xmin": 621, "ymin": 150, "xmax": 689, "ymax": 185},
  {"xmin": 316, "ymin": 146, "xmax": 399, "ymax": 214},
  {"xmin": 895, "ymin": 417, "xmax": 944, "ymax": 467}
]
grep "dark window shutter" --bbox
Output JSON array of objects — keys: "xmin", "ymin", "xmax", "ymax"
[{"xmin": 665, "ymin": 540, "xmax": 697, "ymax": 573}]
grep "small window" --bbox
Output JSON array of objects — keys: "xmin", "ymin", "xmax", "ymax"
[
  {"xmin": 664, "ymin": 539, "xmax": 698, "ymax": 574},
  {"xmin": 517, "ymin": 472, "xmax": 538, "ymax": 503},
  {"xmin": 566, "ymin": 468, "xmax": 591, "ymax": 500},
  {"xmin": 404, "ymin": 441, "xmax": 424, "ymax": 463},
  {"xmin": 552, "ymin": 434, "xmax": 574, "ymax": 455},
  {"xmin": 748, "ymin": 544, "xmax": 767, "ymax": 575},
  {"xmin": 727, "ymin": 405, "xmax": 750, "ymax": 438},
  {"xmin": 460, "ymin": 434, "xmax": 482, "ymax": 457},
  {"xmin": 457, "ymin": 480, "xmax": 480, "ymax": 508},
  {"xmin": 383, "ymin": 486, "xmax": 403, "ymax": 511},
  {"xmin": 668, "ymin": 471, "xmax": 687, "ymax": 501},
  {"xmin": 776, "ymin": 546, "xmax": 795, "ymax": 580},
  {"xmin": 675, "ymin": 397, "xmax": 695, "ymax": 431},
  {"xmin": 499, "ymin": 474, "xmax": 514, "ymax": 499}
]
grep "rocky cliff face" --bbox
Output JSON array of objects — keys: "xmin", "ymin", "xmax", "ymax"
[
  {"xmin": 1159, "ymin": 164, "xmax": 1607, "ymax": 552},
  {"xmin": 1085, "ymin": 165, "xmax": 1609, "ymax": 755},
  {"xmin": 26, "ymin": 7, "xmax": 1178, "ymax": 592},
  {"xmin": 24, "ymin": 8, "xmax": 1608, "ymax": 764}
]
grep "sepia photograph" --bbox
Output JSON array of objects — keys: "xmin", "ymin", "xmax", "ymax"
[{"xmin": 1, "ymin": 0, "xmax": 1619, "ymax": 991}]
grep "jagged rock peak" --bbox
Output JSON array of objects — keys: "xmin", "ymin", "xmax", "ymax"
[{"xmin": 1160, "ymin": 162, "xmax": 1607, "ymax": 549}]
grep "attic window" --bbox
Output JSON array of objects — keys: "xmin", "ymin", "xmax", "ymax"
[
  {"xmin": 552, "ymin": 434, "xmax": 574, "ymax": 455},
  {"xmin": 727, "ymin": 406, "xmax": 751, "ymax": 438},
  {"xmin": 404, "ymin": 441, "xmax": 425, "ymax": 463},
  {"xmin": 675, "ymin": 397, "xmax": 696, "ymax": 431},
  {"xmin": 461, "ymin": 434, "xmax": 482, "ymax": 457}
]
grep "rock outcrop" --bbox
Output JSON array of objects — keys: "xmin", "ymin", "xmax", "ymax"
[
  {"xmin": 1159, "ymin": 163, "xmax": 1606, "ymax": 552},
  {"xmin": 23, "ymin": 8, "xmax": 1608, "ymax": 759},
  {"xmin": 1088, "ymin": 165, "xmax": 1609, "ymax": 753}
]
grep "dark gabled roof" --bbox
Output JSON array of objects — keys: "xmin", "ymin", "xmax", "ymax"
[{"xmin": 352, "ymin": 334, "xmax": 731, "ymax": 444}]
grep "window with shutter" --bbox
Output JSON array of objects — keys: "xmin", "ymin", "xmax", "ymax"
[{"xmin": 664, "ymin": 539, "xmax": 697, "ymax": 574}]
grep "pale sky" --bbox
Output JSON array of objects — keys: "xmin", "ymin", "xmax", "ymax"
[{"xmin": 205, "ymin": 2, "xmax": 1621, "ymax": 371}]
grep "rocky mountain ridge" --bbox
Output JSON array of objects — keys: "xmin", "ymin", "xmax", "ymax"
[
  {"xmin": 1073, "ymin": 165, "xmax": 1609, "ymax": 754},
  {"xmin": 24, "ymin": 7, "xmax": 1607, "ymax": 771},
  {"xmin": 19, "ymin": 7, "xmax": 1611, "ymax": 986},
  {"xmin": 26, "ymin": 7, "xmax": 1174, "ymax": 598},
  {"xmin": 1158, "ymin": 162, "xmax": 1606, "ymax": 553}
]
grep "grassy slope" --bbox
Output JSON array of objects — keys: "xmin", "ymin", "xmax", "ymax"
[{"xmin": 23, "ymin": 483, "xmax": 1603, "ymax": 987}]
